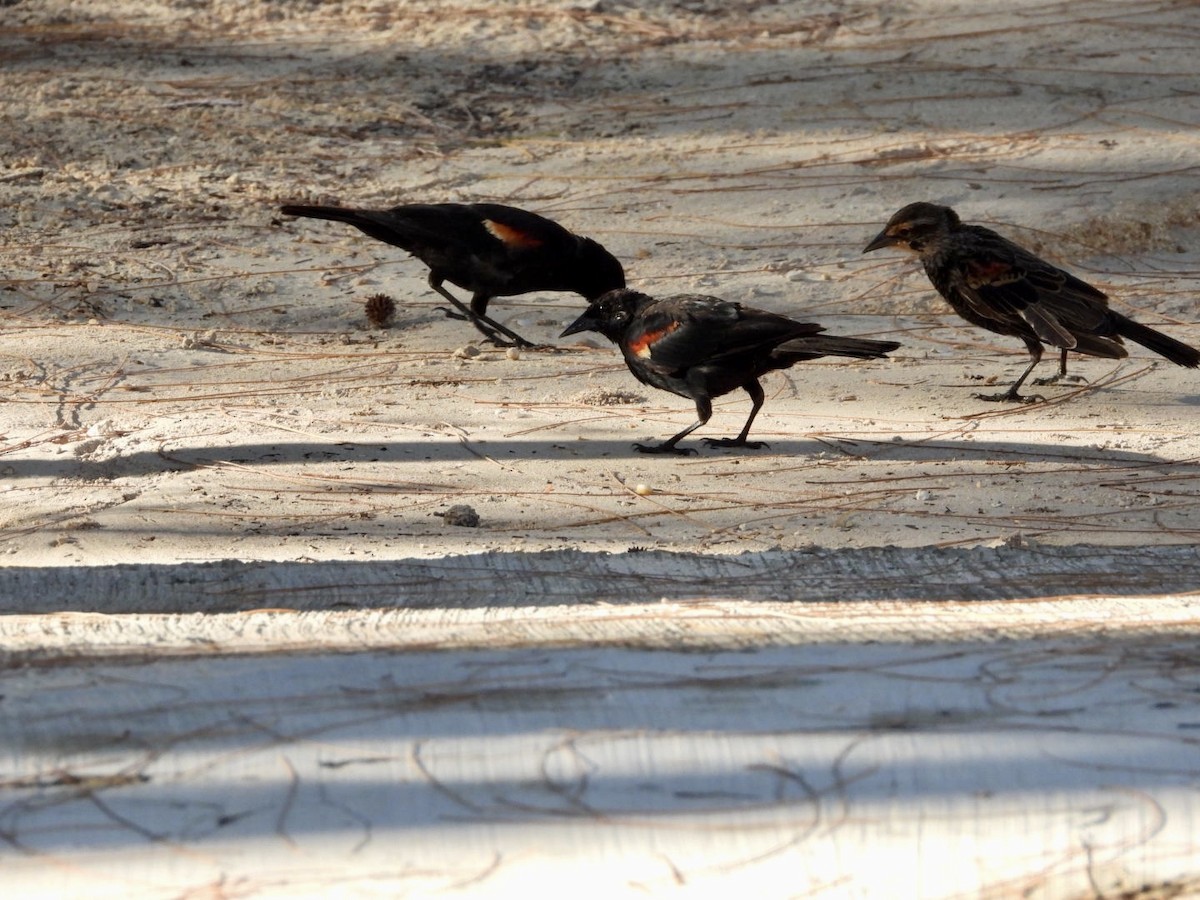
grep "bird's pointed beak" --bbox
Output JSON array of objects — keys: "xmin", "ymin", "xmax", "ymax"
[
  {"xmin": 560, "ymin": 307, "xmax": 600, "ymax": 338},
  {"xmin": 863, "ymin": 228, "xmax": 896, "ymax": 254}
]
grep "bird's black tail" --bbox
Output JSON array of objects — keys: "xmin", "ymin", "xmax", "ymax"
[
  {"xmin": 774, "ymin": 335, "xmax": 900, "ymax": 362},
  {"xmin": 280, "ymin": 204, "xmax": 368, "ymax": 225},
  {"xmin": 1112, "ymin": 313, "xmax": 1200, "ymax": 368},
  {"xmin": 280, "ymin": 205, "xmax": 420, "ymax": 250}
]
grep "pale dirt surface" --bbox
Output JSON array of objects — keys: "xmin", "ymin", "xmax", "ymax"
[
  {"xmin": 4, "ymin": 0, "xmax": 1200, "ymax": 568},
  {"xmin": 3, "ymin": 2, "xmax": 1200, "ymax": 897}
]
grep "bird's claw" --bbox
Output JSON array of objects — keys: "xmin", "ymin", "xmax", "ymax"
[
  {"xmin": 481, "ymin": 334, "xmax": 545, "ymax": 351},
  {"xmin": 433, "ymin": 306, "xmax": 539, "ymax": 349}
]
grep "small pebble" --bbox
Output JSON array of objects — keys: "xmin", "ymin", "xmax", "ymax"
[{"xmin": 440, "ymin": 504, "xmax": 481, "ymax": 527}]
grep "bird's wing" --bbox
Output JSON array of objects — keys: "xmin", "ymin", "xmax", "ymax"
[
  {"xmin": 624, "ymin": 297, "xmax": 821, "ymax": 373},
  {"xmin": 472, "ymin": 204, "xmax": 574, "ymax": 256},
  {"xmin": 955, "ymin": 231, "xmax": 1110, "ymax": 346},
  {"xmin": 481, "ymin": 218, "xmax": 548, "ymax": 250},
  {"xmin": 357, "ymin": 203, "xmax": 553, "ymax": 259}
]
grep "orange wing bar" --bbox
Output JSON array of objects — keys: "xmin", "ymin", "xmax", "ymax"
[
  {"xmin": 483, "ymin": 219, "xmax": 546, "ymax": 249},
  {"xmin": 627, "ymin": 321, "xmax": 680, "ymax": 359}
]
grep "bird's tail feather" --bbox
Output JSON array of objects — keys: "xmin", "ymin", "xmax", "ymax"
[
  {"xmin": 774, "ymin": 336, "xmax": 900, "ymax": 362},
  {"xmin": 1112, "ymin": 313, "xmax": 1200, "ymax": 368},
  {"xmin": 280, "ymin": 205, "xmax": 420, "ymax": 250},
  {"xmin": 1070, "ymin": 333, "xmax": 1126, "ymax": 359},
  {"xmin": 280, "ymin": 204, "xmax": 367, "ymax": 224}
]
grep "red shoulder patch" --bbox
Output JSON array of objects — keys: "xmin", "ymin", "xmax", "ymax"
[
  {"xmin": 483, "ymin": 219, "xmax": 545, "ymax": 249},
  {"xmin": 627, "ymin": 321, "xmax": 680, "ymax": 359},
  {"xmin": 966, "ymin": 258, "xmax": 1016, "ymax": 285}
]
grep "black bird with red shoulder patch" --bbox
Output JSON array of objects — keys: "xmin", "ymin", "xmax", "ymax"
[
  {"xmin": 561, "ymin": 288, "xmax": 901, "ymax": 455},
  {"xmin": 279, "ymin": 202, "xmax": 625, "ymax": 348},
  {"xmin": 864, "ymin": 202, "xmax": 1200, "ymax": 402}
]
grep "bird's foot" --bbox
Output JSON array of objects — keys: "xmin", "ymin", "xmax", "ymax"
[
  {"xmin": 471, "ymin": 319, "xmax": 537, "ymax": 349},
  {"xmin": 1032, "ymin": 373, "xmax": 1088, "ymax": 386},
  {"xmin": 481, "ymin": 333, "xmax": 547, "ymax": 351},
  {"xmin": 701, "ymin": 437, "xmax": 769, "ymax": 450},
  {"xmin": 972, "ymin": 390, "xmax": 1045, "ymax": 404},
  {"xmin": 432, "ymin": 308, "xmax": 539, "ymax": 349},
  {"xmin": 634, "ymin": 442, "xmax": 697, "ymax": 456}
]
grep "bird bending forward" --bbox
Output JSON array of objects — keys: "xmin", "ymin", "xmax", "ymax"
[{"xmin": 280, "ymin": 201, "xmax": 626, "ymax": 348}]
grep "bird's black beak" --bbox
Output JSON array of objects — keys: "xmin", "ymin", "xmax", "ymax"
[
  {"xmin": 863, "ymin": 228, "xmax": 896, "ymax": 254},
  {"xmin": 560, "ymin": 308, "xmax": 600, "ymax": 338}
]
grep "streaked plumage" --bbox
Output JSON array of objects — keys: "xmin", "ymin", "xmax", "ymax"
[{"xmin": 864, "ymin": 202, "xmax": 1199, "ymax": 401}]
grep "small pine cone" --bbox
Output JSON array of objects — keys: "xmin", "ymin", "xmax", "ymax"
[{"xmin": 364, "ymin": 292, "xmax": 397, "ymax": 328}]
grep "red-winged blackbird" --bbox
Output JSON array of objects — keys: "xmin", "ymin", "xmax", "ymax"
[
  {"xmin": 865, "ymin": 201, "xmax": 1200, "ymax": 402},
  {"xmin": 560, "ymin": 288, "xmax": 901, "ymax": 455},
  {"xmin": 280, "ymin": 202, "xmax": 625, "ymax": 348}
]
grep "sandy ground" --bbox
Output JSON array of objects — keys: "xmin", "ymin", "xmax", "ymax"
[
  {"xmin": 4, "ymin": 0, "xmax": 1200, "ymax": 565},
  {"xmin": 3, "ymin": 1, "xmax": 1200, "ymax": 896}
]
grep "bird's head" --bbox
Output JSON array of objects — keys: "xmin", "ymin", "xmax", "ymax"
[
  {"xmin": 560, "ymin": 288, "xmax": 650, "ymax": 342},
  {"xmin": 864, "ymin": 202, "xmax": 960, "ymax": 255},
  {"xmin": 572, "ymin": 238, "xmax": 627, "ymax": 301}
]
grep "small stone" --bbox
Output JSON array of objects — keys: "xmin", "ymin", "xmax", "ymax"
[{"xmin": 440, "ymin": 504, "xmax": 481, "ymax": 527}]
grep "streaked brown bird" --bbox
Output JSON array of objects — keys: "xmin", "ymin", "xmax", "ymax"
[
  {"xmin": 864, "ymin": 201, "xmax": 1200, "ymax": 401},
  {"xmin": 280, "ymin": 202, "xmax": 625, "ymax": 348},
  {"xmin": 561, "ymin": 288, "xmax": 900, "ymax": 455}
]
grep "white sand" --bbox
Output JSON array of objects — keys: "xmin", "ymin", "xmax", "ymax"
[
  {"xmin": 4, "ymin": 0, "xmax": 1200, "ymax": 565},
  {"xmin": 3, "ymin": 1, "xmax": 1200, "ymax": 896}
]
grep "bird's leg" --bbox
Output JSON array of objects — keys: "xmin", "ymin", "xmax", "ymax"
[
  {"xmin": 467, "ymin": 292, "xmax": 540, "ymax": 349},
  {"xmin": 426, "ymin": 277, "xmax": 535, "ymax": 349},
  {"xmin": 703, "ymin": 380, "xmax": 769, "ymax": 449},
  {"xmin": 428, "ymin": 275, "xmax": 478, "ymax": 322},
  {"xmin": 634, "ymin": 397, "xmax": 710, "ymax": 456},
  {"xmin": 1033, "ymin": 348, "xmax": 1087, "ymax": 386},
  {"xmin": 428, "ymin": 280, "xmax": 508, "ymax": 343},
  {"xmin": 973, "ymin": 341, "xmax": 1045, "ymax": 403},
  {"xmin": 634, "ymin": 422, "xmax": 702, "ymax": 455}
]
